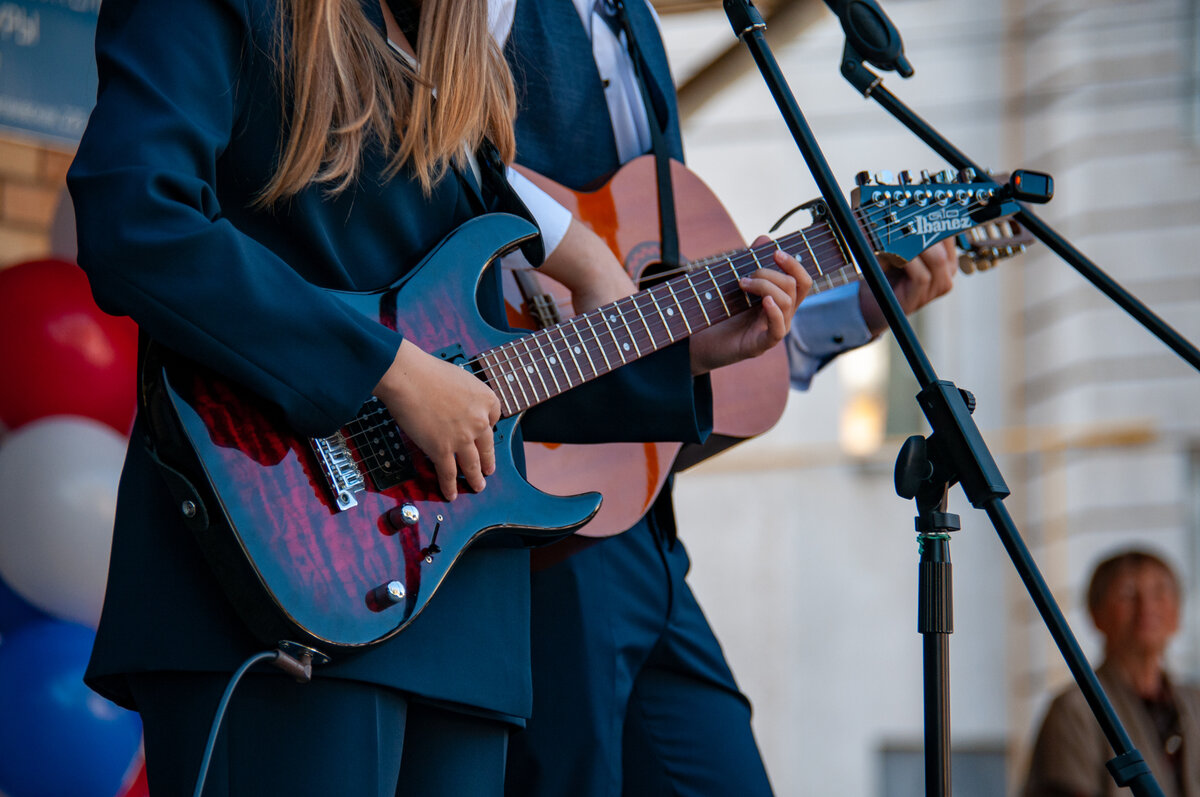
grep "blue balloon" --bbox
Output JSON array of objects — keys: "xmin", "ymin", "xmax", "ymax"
[
  {"xmin": 0, "ymin": 620, "xmax": 142, "ymax": 797},
  {"xmin": 0, "ymin": 574, "xmax": 49, "ymax": 635}
]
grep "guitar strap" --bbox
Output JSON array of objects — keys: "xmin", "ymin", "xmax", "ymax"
[
  {"xmin": 604, "ymin": 0, "xmax": 685, "ymax": 549},
  {"xmin": 599, "ymin": 0, "xmax": 681, "ymax": 270},
  {"xmin": 474, "ymin": 139, "xmax": 547, "ymax": 267}
]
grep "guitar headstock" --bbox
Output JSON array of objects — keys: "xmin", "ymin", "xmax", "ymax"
[{"xmin": 851, "ymin": 168, "xmax": 1028, "ymax": 267}]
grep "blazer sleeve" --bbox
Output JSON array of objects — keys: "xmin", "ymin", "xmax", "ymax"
[{"xmin": 68, "ymin": 0, "xmax": 403, "ymax": 437}]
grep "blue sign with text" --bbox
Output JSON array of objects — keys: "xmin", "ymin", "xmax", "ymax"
[{"xmin": 0, "ymin": 0, "xmax": 99, "ymax": 144}]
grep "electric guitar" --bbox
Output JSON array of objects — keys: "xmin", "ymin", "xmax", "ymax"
[
  {"xmin": 505, "ymin": 157, "xmax": 1032, "ymax": 538},
  {"xmin": 143, "ymin": 172, "xmax": 1026, "ymax": 653}
]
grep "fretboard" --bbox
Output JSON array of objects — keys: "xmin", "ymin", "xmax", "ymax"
[{"xmin": 477, "ymin": 217, "xmax": 863, "ymax": 418}]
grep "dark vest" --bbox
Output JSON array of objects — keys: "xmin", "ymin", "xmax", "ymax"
[{"xmin": 505, "ymin": 0, "xmax": 684, "ymax": 190}]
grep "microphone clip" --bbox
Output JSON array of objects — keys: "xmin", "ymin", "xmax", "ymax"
[{"xmin": 827, "ymin": 0, "xmax": 913, "ymax": 93}]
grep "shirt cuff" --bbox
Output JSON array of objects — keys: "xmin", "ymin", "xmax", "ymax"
[
  {"xmin": 786, "ymin": 283, "xmax": 872, "ymax": 391},
  {"xmin": 506, "ymin": 166, "xmax": 572, "ymax": 257}
]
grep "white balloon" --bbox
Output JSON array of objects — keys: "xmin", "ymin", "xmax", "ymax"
[{"xmin": 0, "ymin": 417, "xmax": 126, "ymax": 628}]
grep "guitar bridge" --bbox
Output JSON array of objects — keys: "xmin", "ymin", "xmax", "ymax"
[{"xmin": 312, "ymin": 432, "xmax": 366, "ymax": 511}]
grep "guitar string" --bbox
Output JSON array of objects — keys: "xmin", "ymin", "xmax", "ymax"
[
  {"xmin": 335, "ymin": 193, "xmax": 1009, "ymax": 472},
  {"xmin": 617, "ymin": 191, "xmax": 1008, "ymax": 285},
  {"xmin": 463, "ymin": 192, "xmax": 1005, "ymax": 411},
  {"xmin": 518, "ymin": 191, "xmax": 1006, "ymax": 323},
  {"xmin": 472, "ymin": 192, "xmax": 1003, "ymax": 379}
]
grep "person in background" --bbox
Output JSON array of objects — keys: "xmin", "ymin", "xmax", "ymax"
[
  {"xmin": 1025, "ymin": 550, "xmax": 1200, "ymax": 797},
  {"xmin": 498, "ymin": 1, "xmax": 957, "ymax": 794}
]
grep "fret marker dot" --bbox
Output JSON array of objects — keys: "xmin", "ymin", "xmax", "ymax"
[
  {"xmin": 526, "ymin": 366, "xmax": 534, "ymax": 374},
  {"xmin": 667, "ymin": 308, "xmax": 675, "ymax": 316},
  {"xmin": 506, "ymin": 374, "xmax": 514, "ymax": 382},
  {"xmin": 549, "ymin": 356, "xmax": 557, "ymax": 365},
  {"xmin": 574, "ymin": 346, "xmax": 582, "ymax": 354},
  {"xmin": 623, "ymin": 343, "xmax": 630, "ymax": 351},
  {"xmin": 609, "ymin": 314, "xmax": 617, "ymax": 323},
  {"xmin": 704, "ymin": 291, "xmax": 713, "ymax": 300}
]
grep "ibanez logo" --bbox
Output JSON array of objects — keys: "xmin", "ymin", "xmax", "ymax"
[{"xmin": 912, "ymin": 210, "xmax": 972, "ymax": 248}]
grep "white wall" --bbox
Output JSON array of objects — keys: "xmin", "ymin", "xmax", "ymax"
[{"xmin": 659, "ymin": 0, "xmax": 1200, "ymax": 794}]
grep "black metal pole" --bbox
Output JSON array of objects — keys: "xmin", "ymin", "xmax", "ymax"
[
  {"xmin": 716, "ymin": 2, "xmax": 1170, "ymax": 794},
  {"xmin": 919, "ymin": 532, "xmax": 953, "ymax": 797}
]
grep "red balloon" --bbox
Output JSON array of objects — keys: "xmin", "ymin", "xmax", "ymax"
[
  {"xmin": 0, "ymin": 259, "xmax": 138, "ymax": 435},
  {"xmin": 114, "ymin": 754, "xmax": 149, "ymax": 797}
]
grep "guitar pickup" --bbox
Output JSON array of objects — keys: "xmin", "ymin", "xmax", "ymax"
[{"xmin": 345, "ymin": 398, "xmax": 416, "ymax": 493}]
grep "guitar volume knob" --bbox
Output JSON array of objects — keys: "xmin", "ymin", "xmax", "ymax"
[
  {"xmin": 372, "ymin": 580, "xmax": 407, "ymax": 606},
  {"xmin": 388, "ymin": 503, "xmax": 420, "ymax": 527}
]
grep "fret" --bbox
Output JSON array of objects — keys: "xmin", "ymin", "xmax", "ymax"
[
  {"xmin": 829, "ymin": 221, "xmax": 853, "ymax": 270},
  {"xmin": 547, "ymin": 327, "xmax": 577, "ymax": 392},
  {"xmin": 747, "ymin": 246, "xmax": 769, "ymax": 279},
  {"xmin": 616, "ymin": 300, "xmax": 643, "ymax": 358},
  {"xmin": 481, "ymin": 350, "xmax": 516, "ymax": 416},
  {"xmin": 599, "ymin": 306, "xmax": 629, "ymax": 366},
  {"xmin": 495, "ymin": 344, "xmax": 528, "ymax": 411},
  {"xmin": 799, "ymin": 228, "xmax": 820, "ymax": 278},
  {"xmin": 508, "ymin": 346, "xmax": 534, "ymax": 410},
  {"xmin": 813, "ymin": 237, "xmax": 846, "ymax": 283},
  {"xmin": 708, "ymin": 266, "xmax": 731, "ymax": 319},
  {"xmin": 538, "ymin": 330, "xmax": 565, "ymax": 396},
  {"xmin": 648, "ymin": 290, "xmax": 676, "ymax": 344},
  {"xmin": 631, "ymin": 295, "xmax": 656, "ymax": 351},
  {"xmin": 687, "ymin": 278, "xmax": 712, "ymax": 326},
  {"xmin": 813, "ymin": 273, "xmax": 837, "ymax": 294},
  {"xmin": 665, "ymin": 281, "xmax": 694, "ymax": 334},
  {"xmin": 569, "ymin": 316, "xmax": 600, "ymax": 378},
  {"xmin": 521, "ymin": 337, "xmax": 551, "ymax": 400},
  {"xmin": 560, "ymin": 320, "xmax": 588, "ymax": 384},
  {"xmin": 585, "ymin": 310, "xmax": 615, "ymax": 373}
]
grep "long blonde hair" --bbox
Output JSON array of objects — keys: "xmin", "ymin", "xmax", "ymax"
[{"xmin": 260, "ymin": 0, "xmax": 516, "ymax": 204}]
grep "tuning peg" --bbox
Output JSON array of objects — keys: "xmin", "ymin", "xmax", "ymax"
[
  {"xmin": 920, "ymin": 169, "xmax": 933, "ymax": 183},
  {"xmin": 874, "ymin": 170, "xmax": 895, "ymax": 185},
  {"xmin": 855, "ymin": 170, "xmax": 872, "ymax": 187},
  {"xmin": 898, "ymin": 170, "xmax": 912, "ymax": 185},
  {"xmin": 958, "ymin": 167, "xmax": 977, "ymax": 182},
  {"xmin": 935, "ymin": 169, "xmax": 956, "ymax": 184},
  {"xmin": 957, "ymin": 253, "xmax": 977, "ymax": 274}
]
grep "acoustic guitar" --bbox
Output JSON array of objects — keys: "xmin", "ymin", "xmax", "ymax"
[{"xmin": 505, "ymin": 156, "xmax": 1032, "ymax": 538}]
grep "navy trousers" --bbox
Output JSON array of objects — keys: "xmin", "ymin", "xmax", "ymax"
[
  {"xmin": 505, "ymin": 520, "xmax": 774, "ymax": 796},
  {"xmin": 129, "ymin": 671, "xmax": 509, "ymax": 796}
]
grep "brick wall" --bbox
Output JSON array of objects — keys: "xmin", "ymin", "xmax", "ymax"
[{"xmin": 0, "ymin": 134, "xmax": 76, "ymax": 268}]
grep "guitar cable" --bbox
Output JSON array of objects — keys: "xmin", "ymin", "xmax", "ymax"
[{"xmin": 190, "ymin": 646, "xmax": 316, "ymax": 797}]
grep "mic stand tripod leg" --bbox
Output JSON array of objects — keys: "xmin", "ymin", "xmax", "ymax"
[{"xmin": 917, "ymin": 495, "xmax": 958, "ymax": 797}]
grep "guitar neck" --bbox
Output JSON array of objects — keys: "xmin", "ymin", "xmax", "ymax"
[
  {"xmin": 478, "ymin": 219, "xmax": 858, "ymax": 418},
  {"xmin": 691, "ymin": 218, "xmax": 863, "ymax": 296}
]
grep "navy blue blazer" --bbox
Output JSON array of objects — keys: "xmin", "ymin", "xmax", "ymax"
[{"xmin": 70, "ymin": 0, "xmax": 710, "ymax": 719}]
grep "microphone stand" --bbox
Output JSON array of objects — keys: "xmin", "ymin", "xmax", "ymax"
[{"xmin": 719, "ymin": 1, "xmax": 1177, "ymax": 795}]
